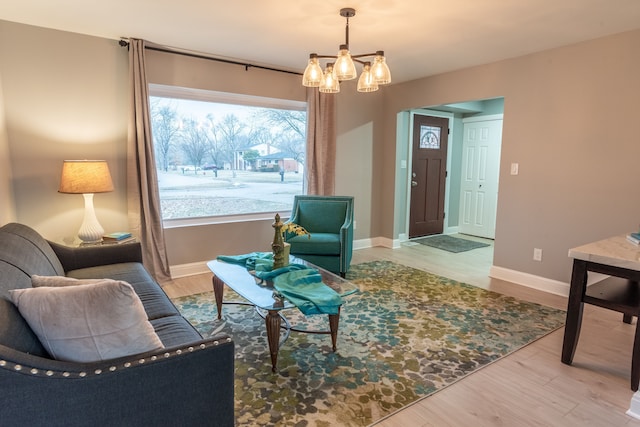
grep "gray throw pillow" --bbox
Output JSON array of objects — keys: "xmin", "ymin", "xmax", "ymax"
[
  {"xmin": 10, "ymin": 280, "xmax": 164, "ymax": 362},
  {"xmin": 31, "ymin": 275, "xmax": 108, "ymax": 287}
]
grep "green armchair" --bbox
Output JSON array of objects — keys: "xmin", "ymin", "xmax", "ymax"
[{"xmin": 284, "ymin": 195, "xmax": 354, "ymax": 277}]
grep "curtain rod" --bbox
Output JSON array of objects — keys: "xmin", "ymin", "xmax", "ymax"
[{"xmin": 119, "ymin": 39, "xmax": 302, "ymax": 76}]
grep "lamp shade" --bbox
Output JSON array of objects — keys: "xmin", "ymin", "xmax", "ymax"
[{"xmin": 58, "ymin": 160, "xmax": 114, "ymax": 194}]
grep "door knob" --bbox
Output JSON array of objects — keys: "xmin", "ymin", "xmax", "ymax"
[{"xmin": 411, "ymin": 181, "xmax": 418, "ymax": 187}]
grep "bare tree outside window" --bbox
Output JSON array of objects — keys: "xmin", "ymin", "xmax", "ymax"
[
  {"xmin": 180, "ymin": 117, "xmax": 210, "ymax": 174},
  {"xmin": 215, "ymin": 114, "xmax": 246, "ymax": 178},
  {"xmin": 151, "ymin": 101, "xmax": 181, "ymax": 172},
  {"xmin": 149, "ymin": 93, "xmax": 306, "ymax": 220}
]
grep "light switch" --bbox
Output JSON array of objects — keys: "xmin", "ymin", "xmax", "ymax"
[
  {"xmin": 510, "ymin": 163, "xmax": 519, "ymax": 175},
  {"xmin": 400, "ymin": 160, "xmax": 407, "ymax": 169}
]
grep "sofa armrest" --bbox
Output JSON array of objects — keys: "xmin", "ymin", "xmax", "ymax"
[
  {"xmin": 48, "ymin": 240, "xmax": 143, "ymax": 273},
  {"xmin": 0, "ymin": 334, "xmax": 235, "ymax": 426}
]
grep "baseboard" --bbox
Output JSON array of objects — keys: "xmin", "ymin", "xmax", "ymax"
[
  {"xmin": 373, "ymin": 237, "xmax": 400, "ymax": 249},
  {"xmin": 345, "ymin": 237, "xmax": 399, "ymax": 250},
  {"xmin": 169, "ymin": 261, "xmax": 210, "ymax": 279},
  {"xmin": 627, "ymin": 392, "xmax": 640, "ymax": 420},
  {"xmin": 489, "ymin": 266, "xmax": 570, "ymax": 297},
  {"xmin": 169, "ymin": 238, "xmax": 397, "ymax": 278},
  {"xmin": 353, "ymin": 238, "xmax": 374, "ymax": 250},
  {"xmin": 444, "ymin": 225, "xmax": 460, "ymax": 235}
]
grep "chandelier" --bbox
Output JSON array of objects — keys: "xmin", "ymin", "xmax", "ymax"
[{"xmin": 302, "ymin": 8, "xmax": 391, "ymax": 93}]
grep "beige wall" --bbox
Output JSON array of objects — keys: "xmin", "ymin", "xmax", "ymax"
[
  {"xmin": 0, "ymin": 20, "xmax": 129, "ymax": 239},
  {"xmin": 334, "ymin": 82, "xmax": 382, "ymax": 241},
  {"xmin": 145, "ymin": 49, "xmax": 305, "ymax": 102},
  {"xmin": 2, "ymin": 18, "xmax": 640, "ymax": 285},
  {"xmin": 0, "ymin": 66, "xmax": 15, "ymax": 225},
  {"xmin": 383, "ymin": 29, "xmax": 640, "ymax": 283}
]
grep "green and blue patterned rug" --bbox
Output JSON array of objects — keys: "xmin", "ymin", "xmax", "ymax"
[{"xmin": 173, "ymin": 260, "xmax": 565, "ymax": 426}]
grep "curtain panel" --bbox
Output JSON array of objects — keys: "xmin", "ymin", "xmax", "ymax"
[
  {"xmin": 305, "ymin": 88, "xmax": 336, "ymax": 196},
  {"xmin": 127, "ymin": 39, "xmax": 171, "ymax": 282}
]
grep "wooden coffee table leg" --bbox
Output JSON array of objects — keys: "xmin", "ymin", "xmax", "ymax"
[
  {"xmin": 212, "ymin": 275, "xmax": 225, "ymax": 320},
  {"xmin": 266, "ymin": 310, "xmax": 281, "ymax": 372},
  {"xmin": 329, "ymin": 307, "xmax": 341, "ymax": 352}
]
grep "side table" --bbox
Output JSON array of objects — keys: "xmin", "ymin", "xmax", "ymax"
[
  {"xmin": 563, "ymin": 235, "xmax": 640, "ymax": 391},
  {"xmin": 56, "ymin": 236, "xmax": 137, "ymax": 247}
]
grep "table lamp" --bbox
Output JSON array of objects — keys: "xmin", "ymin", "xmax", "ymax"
[{"xmin": 58, "ymin": 160, "xmax": 114, "ymax": 243}]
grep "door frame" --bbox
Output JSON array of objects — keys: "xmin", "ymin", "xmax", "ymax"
[{"xmin": 404, "ymin": 109, "xmax": 455, "ymax": 240}]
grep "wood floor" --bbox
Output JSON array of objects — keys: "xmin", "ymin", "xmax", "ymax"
[{"xmin": 163, "ymin": 235, "xmax": 640, "ymax": 426}]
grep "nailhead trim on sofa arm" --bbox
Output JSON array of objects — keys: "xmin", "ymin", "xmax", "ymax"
[{"xmin": 0, "ymin": 337, "xmax": 232, "ymax": 379}]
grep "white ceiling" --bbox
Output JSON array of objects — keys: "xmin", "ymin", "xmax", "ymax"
[{"xmin": 3, "ymin": 0, "xmax": 640, "ymax": 84}]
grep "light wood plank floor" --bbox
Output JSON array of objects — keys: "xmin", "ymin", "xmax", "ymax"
[{"xmin": 163, "ymin": 235, "xmax": 640, "ymax": 426}]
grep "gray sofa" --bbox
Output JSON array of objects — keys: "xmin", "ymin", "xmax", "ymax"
[{"xmin": 0, "ymin": 222, "xmax": 235, "ymax": 426}]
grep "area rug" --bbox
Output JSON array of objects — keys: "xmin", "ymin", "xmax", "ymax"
[
  {"xmin": 173, "ymin": 260, "xmax": 564, "ymax": 426},
  {"xmin": 413, "ymin": 234, "xmax": 490, "ymax": 253}
]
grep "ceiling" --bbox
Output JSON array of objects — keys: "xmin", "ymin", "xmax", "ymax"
[{"xmin": 3, "ymin": 0, "xmax": 640, "ymax": 84}]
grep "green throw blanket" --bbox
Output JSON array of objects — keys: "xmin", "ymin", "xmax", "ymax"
[
  {"xmin": 216, "ymin": 252, "xmax": 342, "ymax": 315},
  {"xmin": 216, "ymin": 252, "xmax": 308, "ymax": 281},
  {"xmin": 273, "ymin": 269, "xmax": 342, "ymax": 315}
]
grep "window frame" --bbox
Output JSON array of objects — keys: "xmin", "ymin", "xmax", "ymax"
[{"xmin": 148, "ymin": 84, "xmax": 307, "ymax": 228}]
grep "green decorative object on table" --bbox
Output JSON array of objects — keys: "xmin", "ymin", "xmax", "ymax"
[{"xmin": 271, "ymin": 214, "xmax": 286, "ymax": 269}]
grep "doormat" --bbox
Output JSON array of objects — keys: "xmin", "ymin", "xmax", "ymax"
[{"xmin": 413, "ymin": 234, "xmax": 490, "ymax": 253}]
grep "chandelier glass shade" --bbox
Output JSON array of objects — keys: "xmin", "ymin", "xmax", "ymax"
[
  {"xmin": 302, "ymin": 8, "xmax": 391, "ymax": 93},
  {"xmin": 320, "ymin": 63, "xmax": 340, "ymax": 93},
  {"xmin": 302, "ymin": 56, "xmax": 323, "ymax": 87},
  {"xmin": 356, "ymin": 62, "xmax": 378, "ymax": 93},
  {"xmin": 334, "ymin": 45, "xmax": 357, "ymax": 81}
]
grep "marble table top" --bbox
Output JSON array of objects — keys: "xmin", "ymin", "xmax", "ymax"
[{"xmin": 569, "ymin": 234, "xmax": 640, "ymax": 271}]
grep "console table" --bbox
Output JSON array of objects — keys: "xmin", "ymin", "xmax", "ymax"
[{"xmin": 562, "ymin": 234, "xmax": 640, "ymax": 391}]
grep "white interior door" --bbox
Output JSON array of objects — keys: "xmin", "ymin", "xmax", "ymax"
[{"xmin": 458, "ymin": 116, "xmax": 502, "ymax": 239}]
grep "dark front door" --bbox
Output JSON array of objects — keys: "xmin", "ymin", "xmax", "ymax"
[{"xmin": 409, "ymin": 114, "xmax": 449, "ymax": 238}]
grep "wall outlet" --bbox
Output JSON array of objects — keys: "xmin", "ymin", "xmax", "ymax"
[{"xmin": 533, "ymin": 248, "xmax": 542, "ymax": 261}]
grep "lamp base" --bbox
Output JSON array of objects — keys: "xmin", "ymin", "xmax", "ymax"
[{"xmin": 77, "ymin": 193, "xmax": 105, "ymax": 244}]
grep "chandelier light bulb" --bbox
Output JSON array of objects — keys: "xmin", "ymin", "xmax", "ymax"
[
  {"xmin": 302, "ymin": 54, "xmax": 323, "ymax": 87},
  {"xmin": 319, "ymin": 63, "xmax": 340, "ymax": 93},
  {"xmin": 357, "ymin": 62, "xmax": 379, "ymax": 92},
  {"xmin": 371, "ymin": 51, "xmax": 392, "ymax": 85},
  {"xmin": 334, "ymin": 45, "xmax": 357, "ymax": 81}
]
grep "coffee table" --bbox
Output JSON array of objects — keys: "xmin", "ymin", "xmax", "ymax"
[{"xmin": 207, "ymin": 256, "xmax": 358, "ymax": 372}]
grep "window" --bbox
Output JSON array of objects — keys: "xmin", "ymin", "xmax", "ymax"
[{"xmin": 149, "ymin": 85, "xmax": 306, "ymax": 222}]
